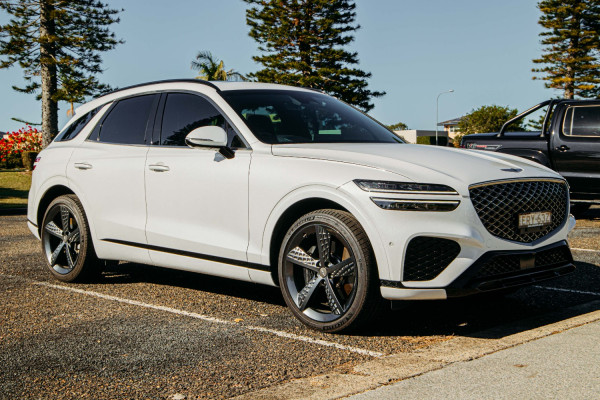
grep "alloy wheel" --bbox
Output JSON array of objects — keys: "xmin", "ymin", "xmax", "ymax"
[
  {"xmin": 282, "ymin": 223, "xmax": 358, "ymax": 323},
  {"xmin": 42, "ymin": 204, "xmax": 81, "ymax": 275}
]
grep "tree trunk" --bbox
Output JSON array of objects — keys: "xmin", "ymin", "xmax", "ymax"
[
  {"xmin": 40, "ymin": 0, "xmax": 58, "ymax": 148},
  {"xmin": 565, "ymin": 65, "xmax": 575, "ymax": 99},
  {"xmin": 565, "ymin": 11, "xmax": 581, "ymax": 100}
]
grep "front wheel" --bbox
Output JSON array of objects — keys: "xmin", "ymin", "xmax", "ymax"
[
  {"xmin": 41, "ymin": 194, "xmax": 101, "ymax": 282},
  {"xmin": 278, "ymin": 209, "xmax": 381, "ymax": 332}
]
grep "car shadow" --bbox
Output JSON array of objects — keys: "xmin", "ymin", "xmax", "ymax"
[
  {"xmin": 356, "ymin": 260, "xmax": 600, "ymax": 339},
  {"xmin": 578, "ymin": 205, "xmax": 600, "ymax": 220},
  {"xmin": 99, "ymin": 261, "xmax": 286, "ymax": 306},
  {"xmin": 96, "ymin": 259, "xmax": 599, "ymax": 339}
]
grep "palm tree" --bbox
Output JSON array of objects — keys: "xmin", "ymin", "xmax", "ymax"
[{"xmin": 191, "ymin": 51, "xmax": 246, "ymax": 81}]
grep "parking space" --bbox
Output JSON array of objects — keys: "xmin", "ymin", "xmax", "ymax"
[{"xmin": 1, "ymin": 208, "xmax": 599, "ymax": 399}]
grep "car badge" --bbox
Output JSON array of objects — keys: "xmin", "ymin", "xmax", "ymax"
[{"xmin": 501, "ymin": 168, "xmax": 522, "ymax": 173}]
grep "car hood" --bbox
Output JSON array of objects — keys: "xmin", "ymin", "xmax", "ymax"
[{"xmin": 271, "ymin": 143, "xmax": 560, "ymax": 193}]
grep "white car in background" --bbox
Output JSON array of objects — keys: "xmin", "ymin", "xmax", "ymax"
[{"xmin": 27, "ymin": 80, "xmax": 576, "ymax": 332}]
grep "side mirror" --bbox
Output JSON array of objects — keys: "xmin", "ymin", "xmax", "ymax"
[
  {"xmin": 185, "ymin": 126, "xmax": 228, "ymax": 148},
  {"xmin": 185, "ymin": 126, "xmax": 234, "ymax": 159}
]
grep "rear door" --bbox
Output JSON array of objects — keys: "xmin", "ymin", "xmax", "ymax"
[
  {"xmin": 67, "ymin": 94, "xmax": 159, "ymax": 263},
  {"xmin": 551, "ymin": 104, "xmax": 600, "ymax": 198},
  {"xmin": 144, "ymin": 92, "xmax": 252, "ymax": 279}
]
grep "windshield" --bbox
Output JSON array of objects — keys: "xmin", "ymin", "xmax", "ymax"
[{"xmin": 221, "ymin": 89, "xmax": 403, "ymax": 144}]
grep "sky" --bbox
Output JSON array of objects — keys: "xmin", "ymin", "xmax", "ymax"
[{"xmin": 0, "ymin": 0, "xmax": 559, "ymax": 133}]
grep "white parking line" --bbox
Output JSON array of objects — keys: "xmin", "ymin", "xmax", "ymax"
[
  {"xmin": 571, "ymin": 247, "xmax": 599, "ymax": 253},
  {"xmin": 15, "ymin": 277, "xmax": 383, "ymax": 358},
  {"xmin": 533, "ymin": 285, "xmax": 600, "ymax": 296}
]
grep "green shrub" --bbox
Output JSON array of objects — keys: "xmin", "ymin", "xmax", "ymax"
[
  {"xmin": 416, "ymin": 136, "xmax": 448, "ymax": 146},
  {"xmin": 21, "ymin": 151, "xmax": 38, "ymax": 171},
  {"xmin": 0, "ymin": 152, "xmax": 23, "ymax": 169}
]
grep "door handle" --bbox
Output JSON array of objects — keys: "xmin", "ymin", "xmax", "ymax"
[
  {"xmin": 74, "ymin": 162, "xmax": 93, "ymax": 170},
  {"xmin": 555, "ymin": 145, "xmax": 570, "ymax": 152},
  {"xmin": 148, "ymin": 163, "xmax": 170, "ymax": 172}
]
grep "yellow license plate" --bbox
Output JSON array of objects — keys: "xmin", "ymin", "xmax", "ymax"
[{"xmin": 518, "ymin": 211, "xmax": 552, "ymax": 229}]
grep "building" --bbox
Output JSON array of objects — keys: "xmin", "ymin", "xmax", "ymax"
[
  {"xmin": 438, "ymin": 117, "xmax": 463, "ymax": 140},
  {"xmin": 394, "ymin": 129, "xmax": 449, "ymax": 145}
]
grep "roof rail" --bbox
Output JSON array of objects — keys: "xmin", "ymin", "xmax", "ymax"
[{"xmin": 99, "ymin": 79, "xmax": 221, "ymax": 98}]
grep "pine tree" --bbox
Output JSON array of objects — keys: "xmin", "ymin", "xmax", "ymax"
[
  {"xmin": 244, "ymin": 0, "xmax": 384, "ymax": 112},
  {"xmin": 0, "ymin": 0, "xmax": 122, "ymax": 147},
  {"xmin": 532, "ymin": 0, "xmax": 600, "ymax": 99}
]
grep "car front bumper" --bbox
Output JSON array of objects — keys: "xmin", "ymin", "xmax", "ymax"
[
  {"xmin": 338, "ymin": 181, "xmax": 576, "ymax": 301},
  {"xmin": 380, "ymin": 240, "xmax": 575, "ymax": 300}
]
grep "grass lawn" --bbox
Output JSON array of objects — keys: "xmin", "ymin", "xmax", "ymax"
[{"xmin": 0, "ymin": 169, "xmax": 31, "ymax": 209}]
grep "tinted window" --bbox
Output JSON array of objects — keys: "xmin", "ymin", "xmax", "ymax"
[
  {"xmin": 55, "ymin": 107, "xmax": 101, "ymax": 142},
  {"xmin": 563, "ymin": 106, "xmax": 600, "ymax": 137},
  {"xmin": 160, "ymin": 93, "xmax": 243, "ymax": 147},
  {"xmin": 221, "ymin": 90, "xmax": 403, "ymax": 144},
  {"xmin": 98, "ymin": 95, "xmax": 156, "ymax": 145}
]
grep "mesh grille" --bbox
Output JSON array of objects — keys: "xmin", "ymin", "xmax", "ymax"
[
  {"xmin": 478, "ymin": 254, "xmax": 520, "ymax": 277},
  {"xmin": 469, "ymin": 179, "xmax": 568, "ymax": 243},
  {"xmin": 477, "ymin": 245, "xmax": 572, "ymax": 279},
  {"xmin": 404, "ymin": 237, "xmax": 461, "ymax": 281},
  {"xmin": 534, "ymin": 245, "xmax": 572, "ymax": 268}
]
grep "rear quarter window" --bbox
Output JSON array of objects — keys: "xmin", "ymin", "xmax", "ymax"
[{"xmin": 55, "ymin": 107, "xmax": 101, "ymax": 142}]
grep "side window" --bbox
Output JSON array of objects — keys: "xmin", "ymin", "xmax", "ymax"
[
  {"xmin": 97, "ymin": 95, "xmax": 156, "ymax": 145},
  {"xmin": 55, "ymin": 106, "xmax": 101, "ymax": 142},
  {"xmin": 160, "ymin": 93, "xmax": 243, "ymax": 147},
  {"xmin": 563, "ymin": 106, "xmax": 600, "ymax": 137}
]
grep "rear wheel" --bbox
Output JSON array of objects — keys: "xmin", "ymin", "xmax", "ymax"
[
  {"xmin": 278, "ymin": 209, "xmax": 381, "ymax": 332},
  {"xmin": 41, "ymin": 195, "xmax": 101, "ymax": 282}
]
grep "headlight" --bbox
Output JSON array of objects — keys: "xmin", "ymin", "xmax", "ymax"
[{"xmin": 354, "ymin": 179, "xmax": 458, "ymax": 194}]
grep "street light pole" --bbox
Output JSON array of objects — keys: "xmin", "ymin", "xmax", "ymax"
[{"xmin": 436, "ymin": 89, "xmax": 454, "ymax": 146}]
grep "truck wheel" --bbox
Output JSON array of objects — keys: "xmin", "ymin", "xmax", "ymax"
[
  {"xmin": 41, "ymin": 195, "xmax": 101, "ymax": 282},
  {"xmin": 278, "ymin": 209, "xmax": 381, "ymax": 332}
]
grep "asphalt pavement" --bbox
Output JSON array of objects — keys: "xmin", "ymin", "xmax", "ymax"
[{"xmin": 0, "ymin": 206, "xmax": 599, "ymax": 399}]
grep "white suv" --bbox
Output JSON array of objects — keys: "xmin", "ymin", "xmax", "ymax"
[{"xmin": 27, "ymin": 80, "xmax": 576, "ymax": 332}]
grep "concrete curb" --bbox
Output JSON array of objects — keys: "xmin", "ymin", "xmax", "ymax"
[{"xmin": 233, "ymin": 299, "xmax": 600, "ymax": 400}]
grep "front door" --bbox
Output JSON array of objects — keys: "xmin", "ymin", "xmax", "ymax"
[{"xmin": 144, "ymin": 92, "xmax": 252, "ymax": 279}]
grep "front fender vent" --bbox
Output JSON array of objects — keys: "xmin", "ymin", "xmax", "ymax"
[{"xmin": 403, "ymin": 237, "xmax": 461, "ymax": 281}]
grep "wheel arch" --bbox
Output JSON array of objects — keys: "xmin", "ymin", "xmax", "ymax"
[
  {"xmin": 260, "ymin": 187, "xmax": 388, "ymax": 286},
  {"xmin": 267, "ymin": 197, "xmax": 347, "ymax": 284},
  {"xmin": 36, "ymin": 185, "xmax": 75, "ymax": 233}
]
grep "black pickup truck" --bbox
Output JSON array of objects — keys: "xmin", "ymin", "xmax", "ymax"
[{"xmin": 461, "ymin": 99, "xmax": 600, "ymax": 216}]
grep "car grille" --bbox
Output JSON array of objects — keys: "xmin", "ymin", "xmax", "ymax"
[
  {"xmin": 476, "ymin": 244, "xmax": 572, "ymax": 279},
  {"xmin": 469, "ymin": 179, "xmax": 568, "ymax": 243},
  {"xmin": 403, "ymin": 237, "xmax": 461, "ymax": 281}
]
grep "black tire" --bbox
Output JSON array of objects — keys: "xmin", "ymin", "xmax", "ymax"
[
  {"xmin": 278, "ymin": 209, "xmax": 381, "ymax": 332},
  {"xmin": 570, "ymin": 203, "xmax": 591, "ymax": 219},
  {"xmin": 40, "ymin": 194, "xmax": 102, "ymax": 282}
]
